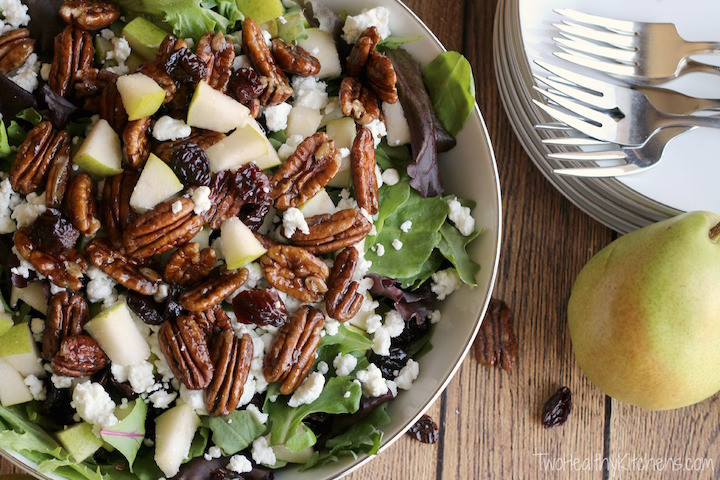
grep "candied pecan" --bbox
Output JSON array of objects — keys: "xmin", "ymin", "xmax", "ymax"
[
  {"xmin": 52, "ymin": 335, "xmax": 108, "ymax": 377},
  {"xmin": 180, "ymin": 268, "xmax": 248, "ymax": 313},
  {"xmin": 542, "ymin": 387, "xmax": 572, "ymax": 429},
  {"xmin": 351, "ymin": 128, "xmax": 379, "ymax": 215},
  {"xmin": 204, "ymin": 164, "xmax": 272, "ymax": 230},
  {"xmin": 43, "ymin": 292, "xmax": 89, "ymax": 360},
  {"xmin": 164, "ymin": 243, "xmax": 217, "ymax": 286},
  {"xmin": 232, "ymin": 289, "xmax": 287, "ymax": 327},
  {"xmin": 122, "ymin": 197, "xmax": 205, "ymax": 258},
  {"xmin": 59, "ymin": 0, "xmax": 121, "ymax": 30},
  {"xmin": 49, "ymin": 26, "xmax": 93, "ymax": 97},
  {"xmin": 242, "ymin": 18, "xmax": 292, "ymax": 105},
  {"xmin": 101, "ymin": 170, "xmax": 138, "ymax": 248},
  {"xmin": 122, "ymin": 117, "xmax": 152, "ymax": 169},
  {"xmin": 264, "ymin": 306, "xmax": 325, "ymax": 395},
  {"xmin": 261, "ymin": 245, "xmax": 329, "ymax": 303},
  {"xmin": 44, "ymin": 135, "xmax": 72, "ymax": 208},
  {"xmin": 0, "ymin": 28, "xmax": 34, "ymax": 74},
  {"xmin": 254, "ymin": 232, "xmax": 278, "ymax": 250},
  {"xmin": 270, "ymin": 132, "xmax": 341, "ymax": 211},
  {"xmin": 366, "ymin": 51, "xmax": 399, "ymax": 104},
  {"xmin": 157, "ymin": 35, "xmax": 189, "ymax": 63},
  {"xmin": 65, "ymin": 173, "xmax": 101, "ymax": 237},
  {"xmin": 159, "ymin": 313, "xmax": 214, "ymax": 389},
  {"xmin": 86, "ymin": 238, "xmax": 161, "ymax": 295},
  {"xmin": 137, "ymin": 61, "xmax": 177, "ymax": 104},
  {"xmin": 473, "ymin": 298, "xmax": 517, "ymax": 371},
  {"xmin": 325, "ymin": 247, "xmax": 363, "ymax": 322},
  {"xmin": 73, "ymin": 68, "xmax": 126, "ymax": 132},
  {"xmin": 14, "ymin": 228, "xmax": 86, "ymax": 291},
  {"xmin": 193, "ymin": 306, "xmax": 232, "ymax": 333},
  {"xmin": 10, "ymin": 122, "xmax": 70, "ymax": 195},
  {"xmin": 339, "ymin": 77, "xmax": 382, "ymax": 125},
  {"xmin": 271, "ymin": 39, "xmax": 321, "ymax": 77},
  {"xmin": 289, "ymin": 209, "xmax": 372, "ymax": 255},
  {"xmin": 346, "ymin": 27, "xmax": 380, "ymax": 77},
  {"xmin": 247, "ymin": 98, "xmax": 261, "ymax": 118},
  {"xmin": 206, "ymin": 331, "xmax": 253, "ymax": 416},
  {"xmin": 154, "ymin": 128, "xmax": 224, "ymax": 162},
  {"xmin": 227, "ymin": 67, "xmax": 264, "ymax": 105},
  {"xmin": 196, "ymin": 32, "xmax": 235, "ymax": 93}
]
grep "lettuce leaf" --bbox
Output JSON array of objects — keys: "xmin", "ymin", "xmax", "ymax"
[
  {"xmin": 422, "ymin": 51, "xmax": 476, "ymax": 137},
  {"xmin": 99, "ymin": 399, "xmax": 147, "ymax": 469},
  {"xmin": 203, "ymin": 409, "xmax": 266, "ymax": 455},
  {"xmin": 437, "ymin": 223, "xmax": 481, "ymax": 286},
  {"xmin": 119, "ymin": 0, "xmax": 234, "ymax": 40}
]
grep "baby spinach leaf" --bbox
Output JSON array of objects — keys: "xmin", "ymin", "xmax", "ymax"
[
  {"xmin": 367, "ymin": 180, "xmax": 411, "ymax": 242},
  {"xmin": 16, "ymin": 107, "xmax": 43, "ymax": 126},
  {"xmin": 186, "ymin": 426, "xmax": 210, "ymax": 462},
  {"xmin": 325, "ymin": 403, "xmax": 390, "ymax": 456},
  {"xmin": 437, "ymin": 223, "xmax": 481, "ymax": 286},
  {"xmin": 38, "ymin": 458, "xmax": 105, "ymax": 480},
  {"xmin": 375, "ymin": 141, "xmax": 411, "ymax": 172},
  {"xmin": 422, "ymin": 51, "xmax": 475, "ymax": 137},
  {"xmin": 379, "ymin": 35, "xmax": 421, "ymax": 50},
  {"xmin": 7, "ymin": 120, "xmax": 27, "ymax": 146},
  {"xmin": 203, "ymin": 409, "xmax": 266, "ymax": 455},
  {"xmin": 0, "ymin": 121, "xmax": 11, "ymax": 158},
  {"xmin": 0, "ymin": 405, "xmax": 64, "ymax": 456},
  {"xmin": 100, "ymin": 399, "xmax": 147, "ymax": 469},
  {"xmin": 319, "ymin": 324, "xmax": 373, "ymax": 353},
  {"xmin": 399, "ymin": 251, "xmax": 444, "ymax": 289}
]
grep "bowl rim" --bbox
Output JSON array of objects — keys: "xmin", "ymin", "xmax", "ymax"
[{"xmin": 0, "ymin": 0, "xmax": 502, "ymax": 478}]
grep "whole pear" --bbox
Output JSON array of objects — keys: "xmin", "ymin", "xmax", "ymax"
[{"xmin": 568, "ymin": 211, "xmax": 720, "ymax": 410}]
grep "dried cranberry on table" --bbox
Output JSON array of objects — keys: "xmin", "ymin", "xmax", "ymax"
[
  {"xmin": 232, "ymin": 288, "xmax": 287, "ymax": 327},
  {"xmin": 541, "ymin": 386, "xmax": 572, "ymax": 429},
  {"xmin": 407, "ymin": 414, "xmax": 440, "ymax": 444},
  {"xmin": 170, "ymin": 142, "xmax": 211, "ymax": 186}
]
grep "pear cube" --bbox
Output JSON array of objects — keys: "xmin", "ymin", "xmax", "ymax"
[
  {"xmin": 73, "ymin": 119, "xmax": 123, "ymax": 177},
  {"xmin": 207, "ymin": 123, "xmax": 269, "ymax": 173},
  {"xmin": 221, "ymin": 217, "xmax": 267, "ymax": 270},
  {"xmin": 326, "ymin": 117, "xmax": 357, "ymax": 150},
  {"xmin": 0, "ymin": 358, "xmax": 33, "ymax": 406},
  {"xmin": 56, "ymin": 423, "xmax": 104, "ymax": 462},
  {"xmin": 187, "ymin": 81, "xmax": 250, "ymax": 133},
  {"xmin": 117, "ymin": 73, "xmax": 166, "ymax": 121},
  {"xmin": 0, "ymin": 323, "xmax": 43, "ymax": 377},
  {"xmin": 122, "ymin": 17, "xmax": 170, "ymax": 60},
  {"xmin": 298, "ymin": 29, "xmax": 342, "ymax": 79},
  {"xmin": 247, "ymin": 118, "xmax": 281, "ymax": 170},
  {"xmin": 237, "ymin": 0, "xmax": 284, "ymax": 25},
  {"xmin": 286, "ymin": 105, "xmax": 322, "ymax": 139},
  {"xmin": 10, "ymin": 282, "xmax": 49, "ymax": 315},
  {"xmin": 84, "ymin": 302, "xmax": 150, "ymax": 366},
  {"xmin": 154, "ymin": 404, "xmax": 201, "ymax": 478},
  {"xmin": 129, "ymin": 154, "xmax": 183, "ymax": 213},
  {"xmin": 299, "ymin": 189, "xmax": 335, "ymax": 217},
  {"xmin": 0, "ymin": 312, "xmax": 14, "ymax": 337},
  {"xmin": 327, "ymin": 156, "xmax": 351, "ymax": 188}
]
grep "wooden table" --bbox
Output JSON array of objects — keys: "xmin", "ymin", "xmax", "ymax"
[{"xmin": 3, "ymin": 0, "xmax": 719, "ymax": 479}]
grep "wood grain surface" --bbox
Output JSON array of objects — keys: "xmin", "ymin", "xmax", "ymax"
[{"xmin": 3, "ymin": 1, "xmax": 719, "ymax": 479}]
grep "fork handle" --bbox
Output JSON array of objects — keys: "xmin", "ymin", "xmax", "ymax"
[
  {"xmin": 658, "ymin": 113, "xmax": 720, "ymax": 130},
  {"xmin": 687, "ymin": 42, "xmax": 720, "ymax": 54},
  {"xmin": 682, "ymin": 59, "xmax": 720, "ymax": 77}
]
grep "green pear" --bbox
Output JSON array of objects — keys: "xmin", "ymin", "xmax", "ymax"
[
  {"xmin": 56, "ymin": 423, "xmax": 104, "ymax": 462},
  {"xmin": 116, "ymin": 73, "xmax": 166, "ymax": 121},
  {"xmin": 568, "ymin": 211, "xmax": 720, "ymax": 410},
  {"xmin": 297, "ymin": 29, "xmax": 342, "ymax": 79},
  {"xmin": 221, "ymin": 217, "xmax": 267, "ymax": 270},
  {"xmin": 73, "ymin": 119, "xmax": 123, "ymax": 177},
  {"xmin": 237, "ymin": 0, "xmax": 284, "ymax": 25},
  {"xmin": 122, "ymin": 17, "xmax": 170, "ymax": 60}
]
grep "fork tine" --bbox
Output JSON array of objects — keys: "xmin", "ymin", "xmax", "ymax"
[
  {"xmin": 554, "ymin": 9, "xmax": 636, "ymax": 34},
  {"xmin": 548, "ymin": 150, "xmax": 627, "ymax": 161},
  {"xmin": 542, "ymin": 137, "xmax": 610, "ymax": 146},
  {"xmin": 554, "ymin": 35, "xmax": 637, "ymax": 63},
  {"xmin": 554, "ymin": 21, "xmax": 635, "ymax": 49},
  {"xmin": 553, "ymin": 164, "xmax": 648, "ymax": 177},
  {"xmin": 533, "ymin": 87, "xmax": 613, "ymax": 126},
  {"xmin": 532, "ymin": 99, "xmax": 609, "ymax": 140},
  {"xmin": 554, "ymin": 49, "xmax": 637, "ymax": 77},
  {"xmin": 535, "ymin": 60, "xmax": 613, "ymax": 97},
  {"xmin": 534, "ymin": 74, "xmax": 613, "ymax": 110},
  {"xmin": 535, "ymin": 122, "xmax": 576, "ymax": 131}
]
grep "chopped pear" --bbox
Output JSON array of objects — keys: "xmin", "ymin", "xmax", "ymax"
[
  {"xmin": 247, "ymin": 118, "xmax": 281, "ymax": 169},
  {"xmin": 276, "ymin": 9, "xmax": 308, "ymax": 42},
  {"xmin": 286, "ymin": 105, "xmax": 322, "ymax": 139},
  {"xmin": 56, "ymin": 423, "xmax": 104, "ymax": 463},
  {"xmin": 237, "ymin": 0, "xmax": 284, "ymax": 25},
  {"xmin": 259, "ymin": 19, "xmax": 279, "ymax": 38},
  {"xmin": 327, "ymin": 156, "xmax": 351, "ymax": 188},
  {"xmin": 122, "ymin": 17, "xmax": 170, "ymax": 60},
  {"xmin": 125, "ymin": 52, "xmax": 144, "ymax": 74},
  {"xmin": 187, "ymin": 80, "xmax": 250, "ymax": 133},
  {"xmin": 73, "ymin": 119, "xmax": 123, "ymax": 177},
  {"xmin": 129, "ymin": 154, "xmax": 183, "ymax": 213},
  {"xmin": 117, "ymin": 73, "xmax": 166, "ymax": 121},
  {"xmin": 94, "ymin": 36, "xmax": 114, "ymax": 66},
  {"xmin": 207, "ymin": 123, "xmax": 269, "ymax": 173},
  {"xmin": 84, "ymin": 302, "xmax": 150, "ymax": 366},
  {"xmin": 154, "ymin": 404, "xmax": 201, "ymax": 478},
  {"xmin": 191, "ymin": 227, "xmax": 211, "ymax": 250},
  {"xmin": 298, "ymin": 29, "xmax": 342, "ymax": 79},
  {"xmin": 221, "ymin": 217, "xmax": 267, "ymax": 270},
  {"xmin": 0, "ymin": 312, "xmax": 12, "ymax": 337},
  {"xmin": 273, "ymin": 444, "xmax": 314, "ymax": 464},
  {"xmin": 326, "ymin": 117, "xmax": 357, "ymax": 150},
  {"xmin": 299, "ymin": 189, "xmax": 335, "ymax": 217},
  {"xmin": 382, "ymin": 101, "xmax": 411, "ymax": 146},
  {"xmin": 0, "ymin": 323, "xmax": 43, "ymax": 377},
  {"xmin": 10, "ymin": 282, "xmax": 49, "ymax": 315},
  {"xmin": 0, "ymin": 358, "xmax": 33, "ymax": 406},
  {"xmin": 320, "ymin": 97, "xmax": 343, "ymax": 127}
]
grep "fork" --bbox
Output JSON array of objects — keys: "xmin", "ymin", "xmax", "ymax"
[{"xmin": 553, "ymin": 9, "xmax": 720, "ymax": 82}]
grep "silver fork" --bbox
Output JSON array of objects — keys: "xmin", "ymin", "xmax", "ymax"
[{"xmin": 553, "ymin": 9, "xmax": 720, "ymax": 82}]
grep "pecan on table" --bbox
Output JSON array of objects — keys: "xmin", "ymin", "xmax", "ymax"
[
  {"xmin": 206, "ymin": 331, "xmax": 253, "ymax": 417},
  {"xmin": 351, "ymin": 128, "xmax": 379, "ymax": 215},
  {"xmin": 43, "ymin": 292, "xmax": 89, "ymax": 360},
  {"xmin": 86, "ymin": 238, "xmax": 161, "ymax": 295},
  {"xmin": 179, "ymin": 268, "xmax": 248, "ymax": 313},
  {"xmin": 74, "ymin": 68, "xmax": 127, "ymax": 132},
  {"xmin": 65, "ymin": 173, "xmax": 101, "ymax": 237},
  {"xmin": 154, "ymin": 128, "xmax": 224, "ymax": 162},
  {"xmin": 366, "ymin": 51, "xmax": 399, "ymax": 104},
  {"xmin": 242, "ymin": 18, "xmax": 292, "ymax": 106},
  {"xmin": 49, "ymin": 26, "xmax": 93, "ymax": 97},
  {"xmin": 0, "ymin": 28, "xmax": 34, "ymax": 74},
  {"xmin": 122, "ymin": 117, "xmax": 152, "ymax": 169},
  {"xmin": 339, "ymin": 76, "xmax": 382, "ymax": 126},
  {"xmin": 196, "ymin": 31, "xmax": 235, "ymax": 93},
  {"xmin": 271, "ymin": 39, "xmax": 321, "ymax": 77},
  {"xmin": 45, "ymin": 136, "xmax": 72, "ymax": 209},
  {"xmin": 59, "ymin": 0, "xmax": 121, "ymax": 30},
  {"xmin": 101, "ymin": 170, "xmax": 138, "ymax": 248},
  {"xmin": 13, "ymin": 228, "xmax": 87, "ymax": 291},
  {"xmin": 193, "ymin": 305, "xmax": 232, "ymax": 334},
  {"xmin": 122, "ymin": 197, "xmax": 205, "ymax": 258},
  {"xmin": 204, "ymin": 164, "xmax": 272, "ymax": 230},
  {"xmin": 346, "ymin": 27, "xmax": 381, "ymax": 77},
  {"xmin": 325, "ymin": 247, "xmax": 363, "ymax": 322},
  {"xmin": 10, "ymin": 122, "xmax": 70, "ymax": 195},
  {"xmin": 51, "ymin": 335, "xmax": 108, "ymax": 377},
  {"xmin": 264, "ymin": 306, "xmax": 325, "ymax": 395},
  {"xmin": 164, "ymin": 242, "xmax": 216, "ymax": 286},
  {"xmin": 158, "ymin": 313, "xmax": 214, "ymax": 389},
  {"xmin": 270, "ymin": 132, "xmax": 341, "ymax": 211},
  {"xmin": 261, "ymin": 245, "xmax": 329, "ymax": 303},
  {"xmin": 227, "ymin": 67, "xmax": 264, "ymax": 117},
  {"xmin": 473, "ymin": 298, "xmax": 517, "ymax": 371},
  {"xmin": 289, "ymin": 209, "xmax": 372, "ymax": 255},
  {"xmin": 137, "ymin": 61, "xmax": 177, "ymax": 104}
]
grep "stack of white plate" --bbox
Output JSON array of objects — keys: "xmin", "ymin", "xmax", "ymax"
[{"xmin": 494, "ymin": 0, "xmax": 720, "ymax": 233}]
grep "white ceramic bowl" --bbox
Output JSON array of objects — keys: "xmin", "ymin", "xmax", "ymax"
[{"xmin": 1, "ymin": 0, "xmax": 501, "ymax": 478}]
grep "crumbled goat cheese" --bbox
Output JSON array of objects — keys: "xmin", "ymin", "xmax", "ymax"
[
  {"xmin": 376, "ymin": 244, "xmax": 385, "ymax": 257},
  {"xmin": 336, "ymin": 188, "xmax": 358, "ymax": 210},
  {"xmin": 372, "ymin": 326, "xmax": 391, "ymax": 355},
  {"xmin": 342, "ymin": 7, "xmax": 391, "ymax": 44},
  {"xmin": 333, "ymin": 353, "xmax": 357, "ymax": 376},
  {"xmin": 430, "ymin": 309, "xmax": 442, "ymax": 324},
  {"xmin": 100, "ymin": 29, "xmax": 115, "ymax": 40},
  {"xmin": 261, "ymin": 30, "xmax": 272, "ymax": 46},
  {"xmin": 264, "ymin": 102, "xmax": 293, "ymax": 132},
  {"xmin": 24, "ymin": 374, "xmax": 46, "ymax": 401},
  {"xmin": 232, "ymin": 54, "xmax": 252, "ymax": 71},
  {"xmin": 106, "ymin": 36, "xmax": 131, "ymax": 63},
  {"xmin": 228, "ymin": 454, "xmax": 253, "ymax": 474},
  {"xmin": 382, "ymin": 101, "xmax": 411, "ymax": 146},
  {"xmin": 86, "ymin": 266, "xmax": 118, "ymax": 307},
  {"xmin": 11, "ymin": 191, "xmax": 46, "ymax": 228},
  {"xmin": 71, "ymin": 381, "xmax": 118, "ymax": 428},
  {"xmin": 282, "ymin": 207, "xmax": 310, "ymax": 238},
  {"xmin": 375, "ymin": 164, "xmax": 383, "ymax": 188},
  {"xmin": 191, "ymin": 186, "xmax": 212, "ymax": 214},
  {"xmin": 51, "ymin": 374, "xmax": 73, "ymax": 389},
  {"xmin": 365, "ymin": 315, "xmax": 382, "ymax": 334},
  {"xmin": 0, "ymin": 178, "xmax": 20, "ymax": 233},
  {"xmin": 211, "ymin": 236, "xmax": 224, "ymax": 260},
  {"xmin": 148, "ymin": 390, "xmax": 177, "ymax": 409},
  {"xmin": 0, "ymin": 0, "xmax": 30, "ymax": 33},
  {"xmin": 252, "ymin": 436, "xmax": 277, "ymax": 466},
  {"xmin": 391, "ymin": 239, "xmax": 403, "ymax": 250},
  {"xmin": 288, "ymin": 372, "xmax": 325, "ymax": 407},
  {"xmin": 381, "ymin": 168, "xmax": 400, "ymax": 186},
  {"xmin": 179, "ymin": 385, "xmax": 209, "ymax": 415},
  {"xmin": 148, "ymin": 331, "xmax": 175, "ymax": 381},
  {"xmin": 384, "ymin": 310, "xmax": 405, "ymax": 338},
  {"xmin": 204, "ymin": 446, "xmax": 222, "ymax": 461},
  {"xmin": 30, "ymin": 318, "xmax": 45, "ymax": 343},
  {"xmin": 316, "ymin": 361, "xmax": 329, "ymax": 375},
  {"xmin": 353, "ymin": 241, "xmax": 373, "ymax": 279},
  {"xmin": 171, "ymin": 200, "xmax": 183, "ymax": 214},
  {"xmin": 246, "ymin": 404, "xmax": 268, "ymax": 424},
  {"xmin": 278, "ymin": 134, "xmax": 304, "ymax": 161},
  {"xmin": 366, "ymin": 119, "xmax": 387, "ymax": 147},
  {"xmin": 237, "ymin": 376, "xmax": 257, "ymax": 407},
  {"xmin": 386, "ymin": 379, "xmax": 398, "ymax": 397},
  {"xmin": 400, "ymin": 220, "xmax": 412, "ymax": 233},
  {"xmin": 113, "ymin": 361, "xmax": 156, "ymax": 394},
  {"xmin": 243, "ymin": 262, "xmax": 264, "ymax": 289},
  {"xmin": 153, "ymin": 283, "xmax": 169, "ymax": 303},
  {"xmin": 292, "ymin": 76, "xmax": 328, "ymax": 109},
  {"xmin": 49, "ymin": 282, "xmax": 65, "ymax": 295},
  {"xmin": 431, "ymin": 268, "xmax": 462, "ymax": 300},
  {"xmin": 394, "ymin": 359, "xmax": 419, "ymax": 390},
  {"xmin": 355, "ymin": 364, "xmax": 388, "ymax": 397},
  {"xmin": 324, "ymin": 318, "xmax": 340, "ymax": 336},
  {"xmin": 339, "ymin": 147, "xmax": 350, "ymax": 158},
  {"xmin": 152, "ymin": 116, "xmax": 192, "ymax": 141},
  {"xmin": 447, "ymin": 197, "xmax": 476, "ymax": 236}
]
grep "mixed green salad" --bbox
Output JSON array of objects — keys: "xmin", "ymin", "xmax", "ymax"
[{"xmin": 0, "ymin": 0, "xmax": 480, "ymax": 478}]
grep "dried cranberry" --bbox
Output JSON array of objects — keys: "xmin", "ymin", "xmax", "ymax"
[
  {"xmin": 171, "ymin": 142, "xmax": 211, "ymax": 187},
  {"xmin": 541, "ymin": 386, "xmax": 572, "ymax": 429},
  {"xmin": 163, "ymin": 284, "xmax": 185, "ymax": 322},
  {"xmin": 126, "ymin": 291, "xmax": 164, "ymax": 325},
  {"xmin": 228, "ymin": 67, "xmax": 264, "ymax": 104},
  {"xmin": 393, "ymin": 316, "xmax": 430, "ymax": 349},
  {"xmin": 234, "ymin": 163, "xmax": 272, "ymax": 230},
  {"xmin": 369, "ymin": 346, "xmax": 409, "ymax": 379},
  {"xmin": 407, "ymin": 414, "xmax": 439, "ymax": 444},
  {"xmin": 92, "ymin": 366, "xmax": 136, "ymax": 402},
  {"xmin": 40, "ymin": 377, "xmax": 75, "ymax": 426},
  {"xmin": 28, "ymin": 209, "xmax": 79, "ymax": 258},
  {"xmin": 164, "ymin": 47, "xmax": 207, "ymax": 84},
  {"xmin": 233, "ymin": 289, "xmax": 287, "ymax": 327}
]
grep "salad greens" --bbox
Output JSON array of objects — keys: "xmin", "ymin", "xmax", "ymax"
[
  {"xmin": 422, "ymin": 51, "xmax": 476, "ymax": 137},
  {"xmin": 99, "ymin": 399, "xmax": 148, "ymax": 469},
  {"xmin": 203, "ymin": 409, "xmax": 265, "ymax": 455}
]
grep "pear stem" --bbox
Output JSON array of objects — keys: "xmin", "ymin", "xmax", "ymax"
[{"xmin": 710, "ymin": 222, "xmax": 720, "ymax": 242}]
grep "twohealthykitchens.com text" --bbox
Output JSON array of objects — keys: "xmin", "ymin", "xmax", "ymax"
[{"xmin": 533, "ymin": 452, "xmax": 715, "ymax": 474}]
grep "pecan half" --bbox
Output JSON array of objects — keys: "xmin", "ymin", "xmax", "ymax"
[
  {"xmin": 180, "ymin": 268, "xmax": 248, "ymax": 313},
  {"xmin": 164, "ymin": 243, "xmax": 217, "ymax": 286},
  {"xmin": 122, "ymin": 117, "xmax": 152, "ymax": 169},
  {"xmin": 206, "ymin": 331, "xmax": 253, "ymax": 416},
  {"xmin": 45, "ymin": 135, "xmax": 72, "ymax": 208},
  {"xmin": 14, "ymin": 228, "xmax": 86, "ymax": 291},
  {"xmin": 10, "ymin": 122, "xmax": 70, "ymax": 195},
  {"xmin": 351, "ymin": 128, "xmax": 379, "ymax": 215},
  {"xmin": 264, "ymin": 306, "xmax": 325, "ymax": 395},
  {"xmin": 242, "ymin": 18, "xmax": 292, "ymax": 105},
  {"xmin": 204, "ymin": 164, "xmax": 272, "ymax": 230},
  {"xmin": 271, "ymin": 39, "xmax": 321, "ymax": 77},
  {"xmin": 137, "ymin": 61, "xmax": 177, "ymax": 104},
  {"xmin": 346, "ymin": 27, "xmax": 380, "ymax": 77},
  {"xmin": 339, "ymin": 76, "xmax": 382, "ymax": 125},
  {"xmin": 101, "ymin": 170, "xmax": 138, "ymax": 248},
  {"xmin": 261, "ymin": 245, "xmax": 329, "ymax": 303},
  {"xmin": 473, "ymin": 299, "xmax": 517, "ymax": 371},
  {"xmin": 289, "ymin": 209, "xmax": 372, "ymax": 255},
  {"xmin": 51, "ymin": 335, "xmax": 108, "ymax": 377},
  {"xmin": 86, "ymin": 238, "xmax": 161, "ymax": 295},
  {"xmin": 43, "ymin": 292, "xmax": 89, "ymax": 360},
  {"xmin": 157, "ymin": 35, "xmax": 189, "ymax": 64},
  {"xmin": 159, "ymin": 313, "xmax": 214, "ymax": 389},
  {"xmin": 74, "ymin": 68, "xmax": 127, "ymax": 132},
  {"xmin": 270, "ymin": 132, "xmax": 341, "ymax": 211},
  {"xmin": 154, "ymin": 128, "xmax": 224, "ymax": 162},
  {"xmin": 65, "ymin": 173, "xmax": 101, "ymax": 237},
  {"xmin": 49, "ymin": 26, "xmax": 93, "ymax": 97},
  {"xmin": 193, "ymin": 305, "xmax": 231, "ymax": 334},
  {"xmin": 122, "ymin": 197, "xmax": 205, "ymax": 258},
  {"xmin": 59, "ymin": 0, "xmax": 121, "ymax": 30},
  {"xmin": 366, "ymin": 51, "xmax": 399, "ymax": 104},
  {"xmin": 325, "ymin": 247, "xmax": 363, "ymax": 322},
  {"xmin": 0, "ymin": 28, "xmax": 34, "ymax": 74},
  {"xmin": 196, "ymin": 31, "xmax": 235, "ymax": 93}
]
